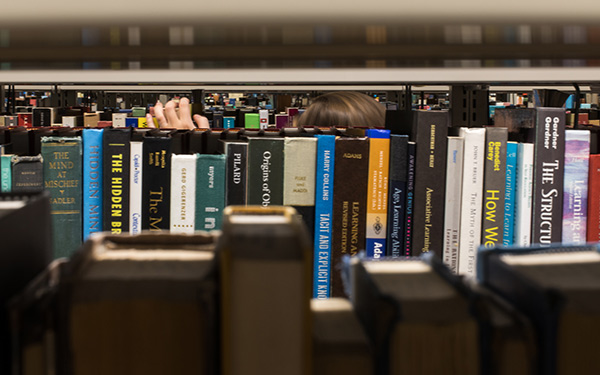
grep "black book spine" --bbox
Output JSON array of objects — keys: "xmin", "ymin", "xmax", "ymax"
[
  {"xmin": 247, "ymin": 138, "xmax": 284, "ymax": 206},
  {"xmin": 481, "ymin": 127, "xmax": 508, "ymax": 247},
  {"xmin": 386, "ymin": 134, "xmax": 409, "ymax": 257},
  {"xmin": 410, "ymin": 111, "xmax": 448, "ymax": 258},
  {"xmin": 403, "ymin": 142, "xmax": 416, "ymax": 257},
  {"xmin": 102, "ymin": 128, "xmax": 131, "ymax": 233},
  {"xmin": 531, "ymin": 108, "xmax": 565, "ymax": 244},
  {"xmin": 11, "ymin": 155, "xmax": 44, "ymax": 192},
  {"xmin": 225, "ymin": 142, "xmax": 248, "ymax": 206},
  {"xmin": 142, "ymin": 136, "xmax": 172, "ymax": 231}
]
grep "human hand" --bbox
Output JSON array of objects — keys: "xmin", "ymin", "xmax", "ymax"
[{"xmin": 146, "ymin": 97, "xmax": 209, "ymax": 129}]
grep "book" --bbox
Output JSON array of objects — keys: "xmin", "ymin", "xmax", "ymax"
[
  {"xmin": 481, "ymin": 127, "xmax": 508, "ymax": 248},
  {"xmin": 331, "ymin": 136, "xmax": 369, "ymax": 297},
  {"xmin": 195, "ymin": 154, "xmax": 226, "ymax": 231},
  {"xmin": 11, "ymin": 155, "xmax": 44, "ymax": 193},
  {"xmin": 531, "ymin": 108, "xmax": 565, "ymax": 245},
  {"xmin": 82, "ymin": 129, "xmax": 103, "ymax": 241},
  {"xmin": 0, "ymin": 155, "xmax": 11, "ymax": 192},
  {"xmin": 41, "ymin": 136, "xmax": 83, "ymax": 258},
  {"xmin": 458, "ymin": 127, "xmax": 486, "ymax": 276},
  {"xmin": 386, "ymin": 135, "xmax": 409, "ymax": 258},
  {"xmin": 247, "ymin": 137, "xmax": 284, "ymax": 206},
  {"xmin": 514, "ymin": 143, "xmax": 535, "ymax": 247},
  {"xmin": 403, "ymin": 142, "xmax": 416, "ymax": 257},
  {"xmin": 562, "ymin": 129, "xmax": 590, "ymax": 244},
  {"xmin": 443, "ymin": 136, "xmax": 464, "ymax": 273},
  {"xmin": 410, "ymin": 110, "xmax": 449, "ymax": 258},
  {"xmin": 103, "ymin": 128, "xmax": 131, "ymax": 234},
  {"xmin": 365, "ymin": 129, "xmax": 390, "ymax": 259},
  {"xmin": 283, "ymin": 137, "xmax": 317, "ymax": 240},
  {"xmin": 219, "ymin": 206, "xmax": 312, "ymax": 375},
  {"xmin": 224, "ymin": 141, "xmax": 248, "ymax": 206},
  {"xmin": 313, "ymin": 135, "xmax": 335, "ymax": 299},
  {"xmin": 587, "ymin": 154, "xmax": 600, "ymax": 242},
  {"xmin": 503, "ymin": 142, "xmax": 518, "ymax": 246},
  {"xmin": 142, "ymin": 134, "xmax": 172, "ymax": 232},
  {"xmin": 129, "ymin": 132, "xmax": 143, "ymax": 234},
  {"xmin": 170, "ymin": 154, "xmax": 198, "ymax": 234},
  {"xmin": 32, "ymin": 107, "xmax": 55, "ymax": 127}
]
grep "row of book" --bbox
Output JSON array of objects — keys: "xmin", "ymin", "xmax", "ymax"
[{"xmin": 3, "ymin": 196, "xmax": 598, "ymax": 375}]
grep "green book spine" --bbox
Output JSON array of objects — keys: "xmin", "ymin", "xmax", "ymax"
[
  {"xmin": 247, "ymin": 138, "xmax": 284, "ymax": 206},
  {"xmin": 196, "ymin": 154, "xmax": 226, "ymax": 231},
  {"xmin": 1, "ymin": 155, "xmax": 11, "ymax": 192},
  {"xmin": 41, "ymin": 136, "xmax": 83, "ymax": 259}
]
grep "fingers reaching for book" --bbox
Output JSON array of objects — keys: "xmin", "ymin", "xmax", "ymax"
[
  {"xmin": 193, "ymin": 114, "xmax": 210, "ymax": 129},
  {"xmin": 147, "ymin": 98, "xmax": 208, "ymax": 129}
]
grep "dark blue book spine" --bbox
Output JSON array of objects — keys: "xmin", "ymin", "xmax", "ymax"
[
  {"xmin": 386, "ymin": 135, "xmax": 409, "ymax": 257},
  {"xmin": 313, "ymin": 135, "xmax": 335, "ymax": 299},
  {"xmin": 83, "ymin": 129, "xmax": 103, "ymax": 241},
  {"xmin": 503, "ymin": 142, "xmax": 518, "ymax": 246},
  {"xmin": 403, "ymin": 142, "xmax": 416, "ymax": 257}
]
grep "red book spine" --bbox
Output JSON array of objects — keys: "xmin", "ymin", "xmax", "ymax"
[{"xmin": 587, "ymin": 154, "xmax": 600, "ymax": 242}]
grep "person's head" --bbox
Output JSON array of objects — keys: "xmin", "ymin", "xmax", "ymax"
[{"xmin": 295, "ymin": 91, "xmax": 385, "ymax": 127}]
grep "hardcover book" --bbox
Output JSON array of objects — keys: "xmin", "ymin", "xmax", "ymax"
[
  {"xmin": 514, "ymin": 143, "xmax": 534, "ymax": 246},
  {"xmin": 331, "ymin": 136, "xmax": 369, "ymax": 297},
  {"xmin": 313, "ymin": 135, "xmax": 335, "ymax": 299},
  {"xmin": 41, "ymin": 136, "xmax": 83, "ymax": 258},
  {"xmin": 531, "ymin": 108, "xmax": 565, "ymax": 244},
  {"xmin": 247, "ymin": 138, "xmax": 284, "ymax": 206},
  {"xmin": 386, "ymin": 135, "xmax": 408, "ymax": 258},
  {"xmin": 1, "ymin": 155, "xmax": 11, "ymax": 192},
  {"xmin": 224, "ymin": 141, "xmax": 248, "ymax": 206},
  {"xmin": 587, "ymin": 154, "xmax": 600, "ymax": 242},
  {"xmin": 443, "ymin": 136, "xmax": 464, "ymax": 273},
  {"xmin": 410, "ymin": 110, "xmax": 449, "ymax": 258},
  {"xmin": 11, "ymin": 155, "xmax": 44, "ymax": 193},
  {"xmin": 403, "ymin": 142, "xmax": 416, "ymax": 257},
  {"xmin": 129, "ymin": 132, "xmax": 143, "ymax": 234},
  {"xmin": 82, "ymin": 129, "xmax": 103, "ymax": 241},
  {"xmin": 481, "ymin": 127, "xmax": 508, "ymax": 248},
  {"xmin": 503, "ymin": 142, "xmax": 518, "ymax": 246},
  {"xmin": 170, "ymin": 154, "xmax": 198, "ymax": 234},
  {"xmin": 196, "ymin": 154, "xmax": 226, "ymax": 231},
  {"xmin": 365, "ymin": 129, "xmax": 390, "ymax": 259},
  {"xmin": 142, "ymin": 134, "xmax": 172, "ymax": 232},
  {"xmin": 283, "ymin": 137, "xmax": 317, "ymax": 240},
  {"xmin": 562, "ymin": 130, "xmax": 590, "ymax": 244},
  {"xmin": 103, "ymin": 128, "xmax": 131, "ymax": 234}
]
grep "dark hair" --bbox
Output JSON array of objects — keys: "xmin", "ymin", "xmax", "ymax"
[{"xmin": 296, "ymin": 91, "xmax": 385, "ymax": 127}]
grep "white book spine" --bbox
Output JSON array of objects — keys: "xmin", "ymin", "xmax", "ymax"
[
  {"xmin": 129, "ymin": 141, "xmax": 143, "ymax": 234},
  {"xmin": 458, "ymin": 128, "xmax": 485, "ymax": 277},
  {"xmin": 443, "ymin": 136, "xmax": 464, "ymax": 274},
  {"xmin": 170, "ymin": 154, "xmax": 198, "ymax": 234},
  {"xmin": 514, "ymin": 143, "xmax": 534, "ymax": 246}
]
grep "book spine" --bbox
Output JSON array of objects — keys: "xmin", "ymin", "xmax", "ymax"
[
  {"xmin": 1, "ymin": 155, "xmax": 11, "ymax": 192},
  {"xmin": 531, "ymin": 108, "xmax": 565, "ymax": 244},
  {"xmin": 11, "ymin": 155, "xmax": 44, "ymax": 193},
  {"xmin": 587, "ymin": 154, "xmax": 600, "ymax": 242},
  {"xmin": 562, "ymin": 130, "xmax": 590, "ymax": 244},
  {"xmin": 503, "ymin": 142, "xmax": 518, "ymax": 246},
  {"xmin": 514, "ymin": 143, "xmax": 534, "ymax": 246},
  {"xmin": 196, "ymin": 154, "xmax": 226, "ymax": 231},
  {"xmin": 247, "ymin": 138, "xmax": 284, "ymax": 206},
  {"xmin": 129, "ymin": 141, "xmax": 143, "ymax": 234},
  {"xmin": 410, "ymin": 111, "xmax": 448, "ymax": 258},
  {"xmin": 365, "ymin": 129, "xmax": 390, "ymax": 258},
  {"xmin": 313, "ymin": 135, "xmax": 335, "ymax": 299},
  {"xmin": 458, "ymin": 128, "xmax": 485, "ymax": 276},
  {"xmin": 481, "ymin": 127, "xmax": 508, "ymax": 248},
  {"xmin": 386, "ymin": 135, "xmax": 409, "ymax": 257},
  {"xmin": 403, "ymin": 142, "xmax": 416, "ymax": 257},
  {"xmin": 331, "ymin": 137, "xmax": 369, "ymax": 297},
  {"xmin": 225, "ymin": 142, "xmax": 248, "ymax": 206},
  {"xmin": 170, "ymin": 154, "xmax": 198, "ymax": 234},
  {"xmin": 82, "ymin": 129, "xmax": 103, "ymax": 241},
  {"xmin": 41, "ymin": 137, "xmax": 82, "ymax": 258},
  {"xmin": 442, "ymin": 136, "xmax": 464, "ymax": 274},
  {"xmin": 103, "ymin": 128, "xmax": 131, "ymax": 234},
  {"xmin": 142, "ymin": 136, "xmax": 172, "ymax": 232},
  {"xmin": 283, "ymin": 137, "xmax": 317, "ymax": 241}
]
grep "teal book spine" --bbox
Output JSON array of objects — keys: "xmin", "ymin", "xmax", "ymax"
[
  {"xmin": 1, "ymin": 155, "xmax": 11, "ymax": 192},
  {"xmin": 41, "ymin": 136, "xmax": 83, "ymax": 259},
  {"xmin": 82, "ymin": 129, "xmax": 103, "ymax": 241},
  {"xmin": 196, "ymin": 154, "xmax": 226, "ymax": 231}
]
